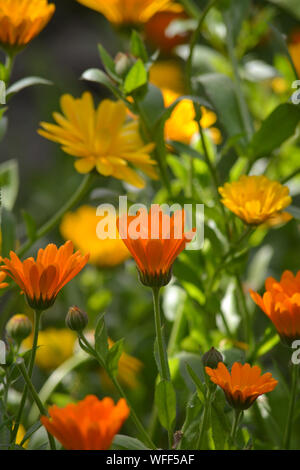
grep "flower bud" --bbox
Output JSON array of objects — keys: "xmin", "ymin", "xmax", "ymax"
[
  {"xmin": 66, "ymin": 306, "xmax": 88, "ymax": 332},
  {"xmin": 115, "ymin": 52, "xmax": 133, "ymax": 77},
  {"xmin": 202, "ymin": 347, "xmax": 223, "ymax": 369},
  {"xmin": 6, "ymin": 315, "xmax": 32, "ymax": 342}
]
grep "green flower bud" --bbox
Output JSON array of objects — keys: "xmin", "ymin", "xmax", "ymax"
[
  {"xmin": 202, "ymin": 347, "xmax": 223, "ymax": 369},
  {"xmin": 66, "ymin": 306, "xmax": 88, "ymax": 332},
  {"xmin": 115, "ymin": 52, "xmax": 134, "ymax": 77},
  {"xmin": 6, "ymin": 315, "xmax": 32, "ymax": 342}
]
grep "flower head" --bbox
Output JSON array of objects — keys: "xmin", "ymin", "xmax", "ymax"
[
  {"xmin": 219, "ymin": 175, "xmax": 292, "ymax": 226},
  {"xmin": 6, "ymin": 314, "xmax": 32, "ymax": 342},
  {"xmin": 162, "ymin": 88, "xmax": 222, "ymax": 145},
  {"xmin": 0, "ymin": 271, "xmax": 8, "ymax": 289},
  {"xmin": 289, "ymin": 30, "xmax": 300, "ymax": 78},
  {"xmin": 117, "ymin": 205, "xmax": 195, "ymax": 287},
  {"xmin": 0, "ymin": 241, "xmax": 89, "ymax": 310},
  {"xmin": 60, "ymin": 205, "xmax": 130, "ymax": 267},
  {"xmin": 0, "ymin": 0, "xmax": 55, "ymax": 49},
  {"xmin": 250, "ymin": 271, "xmax": 300, "ymax": 346},
  {"xmin": 41, "ymin": 395, "xmax": 130, "ymax": 450},
  {"xmin": 205, "ymin": 362, "xmax": 278, "ymax": 410},
  {"xmin": 38, "ymin": 93, "xmax": 157, "ymax": 188},
  {"xmin": 23, "ymin": 328, "xmax": 77, "ymax": 370},
  {"xmin": 149, "ymin": 60, "xmax": 185, "ymax": 94},
  {"xmin": 76, "ymin": 0, "xmax": 181, "ymax": 25}
]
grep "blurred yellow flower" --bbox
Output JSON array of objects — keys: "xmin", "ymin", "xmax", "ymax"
[
  {"xmin": 38, "ymin": 92, "xmax": 157, "ymax": 188},
  {"xmin": 271, "ymin": 77, "xmax": 289, "ymax": 94},
  {"xmin": 0, "ymin": 0, "xmax": 55, "ymax": 48},
  {"xmin": 162, "ymin": 89, "xmax": 222, "ymax": 145},
  {"xmin": 289, "ymin": 31, "xmax": 300, "ymax": 78},
  {"xmin": 23, "ymin": 328, "xmax": 77, "ymax": 371},
  {"xmin": 76, "ymin": 0, "xmax": 181, "ymax": 25},
  {"xmin": 16, "ymin": 423, "xmax": 28, "ymax": 448},
  {"xmin": 219, "ymin": 175, "xmax": 292, "ymax": 226},
  {"xmin": 60, "ymin": 205, "xmax": 130, "ymax": 268},
  {"xmin": 149, "ymin": 61, "xmax": 185, "ymax": 94}
]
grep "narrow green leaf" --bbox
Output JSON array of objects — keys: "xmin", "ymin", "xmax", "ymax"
[
  {"xmin": 0, "ymin": 159, "xmax": 19, "ymax": 210},
  {"xmin": 0, "ymin": 208, "xmax": 16, "ymax": 256},
  {"xmin": 155, "ymin": 379, "xmax": 176, "ymax": 432},
  {"xmin": 94, "ymin": 312, "xmax": 109, "ymax": 361},
  {"xmin": 6, "ymin": 77, "xmax": 52, "ymax": 99},
  {"xmin": 186, "ymin": 364, "xmax": 206, "ymax": 404},
  {"xmin": 21, "ymin": 210, "xmax": 37, "ymax": 242},
  {"xmin": 123, "ymin": 60, "xmax": 147, "ymax": 94},
  {"xmin": 106, "ymin": 338, "xmax": 124, "ymax": 377},
  {"xmin": 98, "ymin": 44, "xmax": 121, "ymax": 82},
  {"xmin": 130, "ymin": 30, "xmax": 148, "ymax": 62},
  {"xmin": 113, "ymin": 434, "xmax": 149, "ymax": 450}
]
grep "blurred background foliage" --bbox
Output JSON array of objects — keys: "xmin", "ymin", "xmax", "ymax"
[{"xmin": 1, "ymin": 0, "xmax": 300, "ymax": 450}]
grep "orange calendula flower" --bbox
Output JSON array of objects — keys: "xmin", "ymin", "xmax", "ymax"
[
  {"xmin": 117, "ymin": 205, "xmax": 195, "ymax": 287},
  {"xmin": 289, "ymin": 30, "xmax": 300, "ymax": 78},
  {"xmin": 0, "ymin": 0, "xmax": 55, "ymax": 48},
  {"xmin": 219, "ymin": 175, "xmax": 292, "ymax": 226},
  {"xmin": 76, "ymin": 0, "xmax": 181, "ymax": 25},
  {"xmin": 0, "ymin": 241, "xmax": 89, "ymax": 310},
  {"xmin": 162, "ymin": 88, "xmax": 222, "ymax": 145},
  {"xmin": 250, "ymin": 271, "xmax": 300, "ymax": 346},
  {"xmin": 41, "ymin": 395, "xmax": 130, "ymax": 450},
  {"xmin": 60, "ymin": 205, "xmax": 130, "ymax": 268},
  {"xmin": 38, "ymin": 92, "xmax": 157, "ymax": 189},
  {"xmin": 0, "ymin": 271, "xmax": 8, "ymax": 289},
  {"xmin": 206, "ymin": 362, "xmax": 278, "ymax": 410}
]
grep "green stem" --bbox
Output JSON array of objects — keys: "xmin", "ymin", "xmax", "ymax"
[
  {"xmin": 230, "ymin": 409, "xmax": 242, "ymax": 447},
  {"xmin": 11, "ymin": 310, "xmax": 42, "ymax": 445},
  {"xmin": 17, "ymin": 359, "xmax": 56, "ymax": 450},
  {"xmin": 235, "ymin": 275, "xmax": 251, "ymax": 347},
  {"xmin": 152, "ymin": 287, "xmax": 170, "ymax": 382},
  {"xmin": 283, "ymin": 362, "xmax": 298, "ymax": 450},
  {"xmin": 178, "ymin": 0, "xmax": 201, "ymax": 18},
  {"xmin": 78, "ymin": 333, "xmax": 156, "ymax": 450},
  {"xmin": 281, "ymin": 168, "xmax": 300, "ymax": 184},
  {"xmin": 4, "ymin": 51, "xmax": 16, "ymax": 85},
  {"xmin": 17, "ymin": 173, "xmax": 94, "ymax": 258},
  {"xmin": 196, "ymin": 389, "xmax": 212, "ymax": 450}
]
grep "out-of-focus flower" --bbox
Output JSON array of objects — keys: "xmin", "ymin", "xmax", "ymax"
[
  {"xmin": 149, "ymin": 60, "xmax": 185, "ymax": 94},
  {"xmin": 60, "ymin": 206, "xmax": 130, "ymax": 268},
  {"xmin": 205, "ymin": 362, "xmax": 278, "ymax": 410},
  {"xmin": 23, "ymin": 328, "xmax": 77, "ymax": 370},
  {"xmin": 250, "ymin": 271, "xmax": 300, "ymax": 346},
  {"xmin": 6, "ymin": 314, "xmax": 32, "ymax": 343},
  {"xmin": 289, "ymin": 30, "xmax": 300, "ymax": 78},
  {"xmin": 0, "ymin": 0, "xmax": 55, "ymax": 49},
  {"xmin": 145, "ymin": 7, "xmax": 190, "ymax": 54},
  {"xmin": 100, "ymin": 338, "xmax": 143, "ymax": 389},
  {"xmin": 38, "ymin": 93, "xmax": 157, "ymax": 188},
  {"xmin": 162, "ymin": 89, "xmax": 222, "ymax": 145},
  {"xmin": 0, "ymin": 241, "xmax": 89, "ymax": 311},
  {"xmin": 271, "ymin": 77, "xmax": 289, "ymax": 94},
  {"xmin": 117, "ymin": 205, "xmax": 195, "ymax": 287},
  {"xmin": 15, "ymin": 423, "xmax": 28, "ymax": 448},
  {"xmin": 0, "ymin": 271, "xmax": 8, "ymax": 289},
  {"xmin": 219, "ymin": 175, "xmax": 292, "ymax": 226},
  {"xmin": 76, "ymin": 0, "xmax": 181, "ymax": 26},
  {"xmin": 41, "ymin": 395, "xmax": 129, "ymax": 450}
]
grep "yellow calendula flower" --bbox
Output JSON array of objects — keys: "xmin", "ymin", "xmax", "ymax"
[
  {"xmin": 219, "ymin": 175, "xmax": 292, "ymax": 226},
  {"xmin": 38, "ymin": 92, "xmax": 157, "ymax": 188},
  {"xmin": 76, "ymin": 0, "xmax": 181, "ymax": 25},
  {"xmin": 0, "ymin": 0, "xmax": 55, "ymax": 48},
  {"xmin": 149, "ymin": 61, "xmax": 186, "ymax": 95},
  {"xmin": 60, "ymin": 205, "xmax": 130, "ymax": 268},
  {"xmin": 162, "ymin": 88, "xmax": 222, "ymax": 145},
  {"xmin": 16, "ymin": 423, "xmax": 28, "ymax": 448},
  {"xmin": 23, "ymin": 328, "xmax": 77, "ymax": 371}
]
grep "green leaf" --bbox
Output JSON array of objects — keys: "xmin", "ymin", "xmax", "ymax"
[
  {"xmin": 0, "ymin": 115, "xmax": 8, "ymax": 142},
  {"xmin": 20, "ymin": 422, "xmax": 42, "ymax": 446},
  {"xmin": 196, "ymin": 73, "xmax": 246, "ymax": 144},
  {"xmin": 155, "ymin": 379, "xmax": 176, "ymax": 432},
  {"xmin": 135, "ymin": 83, "xmax": 165, "ymax": 128},
  {"xmin": 6, "ymin": 77, "xmax": 52, "ymax": 99},
  {"xmin": 94, "ymin": 312, "xmax": 109, "ymax": 361},
  {"xmin": 169, "ymin": 140, "xmax": 204, "ymax": 160},
  {"xmin": 98, "ymin": 44, "xmax": 121, "ymax": 82},
  {"xmin": 222, "ymin": 0, "xmax": 251, "ymax": 43},
  {"xmin": 112, "ymin": 434, "xmax": 149, "ymax": 450},
  {"xmin": 21, "ymin": 210, "xmax": 37, "ymax": 243},
  {"xmin": 123, "ymin": 59, "xmax": 147, "ymax": 94},
  {"xmin": 248, "ymin": 103, "xmax": 300, "ymax": 159},
  {"xmin": 0, "ymin": 207, "xmax": 16, "ymax": 256},
  {"xmin": 81, "ymin": 68, "xmax": 123, "ymax": 99},
  {"xmin": 106, "ymin": 338, "xmax": 124, "ymax": 377},
  {"xmin": 267, "ymin": 0, "xmax": 300, "ymax": 20},
  {"xmin": 186, "ymin": 364, "xmax": 206, "ymax": 403},
  {"xmin": 0, "ymin": 159, "xmax": 19, "ymax": 210},
  {"xmin": 0, "ymin": 80, "xmax": 5, "ymax": 104},
  {"xmin": 130, "ymin": 30, "xmax": 148, "ymax": 62}
]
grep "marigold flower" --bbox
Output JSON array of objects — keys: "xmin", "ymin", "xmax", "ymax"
[
  {"xmin": 41, "ymin": 395, "xmax": 130, "ymax": 450},
  {"xmin": 0, "ymin": 271, "xmax": 8, "ymax": 289},
  {"xmin": 38, "ymin": 93, "xmax": 157, "ymax": 188},
  {"xmin": 23, "ymin": 328, "xmax": 77, "ymax": 370},
  {"xmin": 149, "ymin": 60, "xmax": 185, "ymax": 94},
  {"xmin": 117, "ymin": 206, "xmax": 195, "ymax": 287},
  {"xmin": 0, "ymin": 0, "xmax": 55, "ymax": 48},
  {"xmin": 219, "ymin": 175, "xmax": 292, "ymax": 226},
  {"xmin": 145, "ymin": 8, "xmax": 190, "ymax": 53},
  {"xmin": 289, "ymin": 30, "xmax": 300, "ymax": 78},
  {"xmin": 60, "ymin": 206, "xmax": 130, "ymax": 267},
  {"xmin": 250, "ymin": 270, "xmax": 300, "ymax": 346},
  {"xmin": 205, "ymin": 362, "xmax": 278, "ymax": 410},
  {"xmin": 162, "ymin": 88, "xmax": 222, "ymax": 145},
  {"xmin": 0, "ymin": 241, "xmax": 89, "ymax": 311},
  {"xmin": 76, "ymin": 0, "xmax": 181, "ymax": 25}
]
